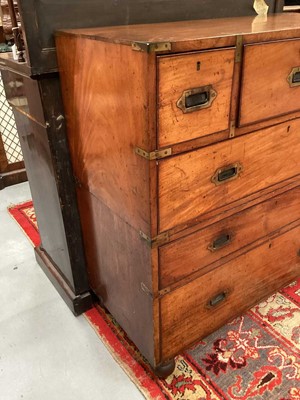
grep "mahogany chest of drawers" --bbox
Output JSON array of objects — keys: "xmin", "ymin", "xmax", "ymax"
[{"xmin": 56, "ymin": 13, "xmax": 300, "ymax": 375}]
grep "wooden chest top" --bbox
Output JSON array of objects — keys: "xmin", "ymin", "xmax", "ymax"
[{"xmin": 57, "ymin": 13, "xmax": 300, "ymax": 48}]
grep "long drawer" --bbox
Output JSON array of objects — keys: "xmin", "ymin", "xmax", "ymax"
[
  {"xmin": 159, "ymin": 119, "xmax": 300, "ymax": 232},
  {"xmin": 159, "ymin": 186, "xmax": 300, "ymax": 288},
  {"xmin": 160, "ymin": 223, "xmax": 300, "ymax": 360}
]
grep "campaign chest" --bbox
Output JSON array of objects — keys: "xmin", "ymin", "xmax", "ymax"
[{"xmin": 56, "ymin": 13, "xmax": 300, "ymax": 374}]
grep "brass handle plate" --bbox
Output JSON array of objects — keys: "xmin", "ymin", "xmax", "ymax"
[
  {"xmin": 207, "ymin": 290, "xmax": 229, "ymax": 308},
  {"xmin": 211, "ymin": 162, "xmax": 243, "ymax": 186},
  {"xmin": 208, "ymin": 232, "xmax": 233, "ymax": 252},
  {"xmin": 176, "ymin": 85, "xmax": 217, "ymax": 114},
  {"xmin": 287, "ymin": 67, "xmax": 300, "ymax": 87}
]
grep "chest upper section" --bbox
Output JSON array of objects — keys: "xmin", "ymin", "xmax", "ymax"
[{"xmin": 56, "ymin": 13, "xmax": 300, "ymax": 155}]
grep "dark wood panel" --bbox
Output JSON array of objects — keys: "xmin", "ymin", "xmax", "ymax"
[
  {"xmin": 3, "ymin": 70, "xmax": 90, "ymax": 297},
  {"xmin": 37, "ymin": 76, "xmax": 90, "ymax": 294},
  {"xmin": 0, "ymin": 168, "xmax": 27, "ymax": 189},
  {"xmin": 13, "ymin": 109, "xmax": 75, "ymax": 287},
  {"xmin": 160, "ymin": 223, "xmax": 300, "ymax": 360},
  {"xmin": 35, "ymin": 246, "xmax": 93, "ymax": 316}
]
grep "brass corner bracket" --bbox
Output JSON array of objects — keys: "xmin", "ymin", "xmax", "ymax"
[
  {"xmin": 139, "ymin": 231, "xmax": 170, "ymax": 247},
  {"xmin": 229, "ymin": 120, "xmax": 236, "ymax": 138},
  {"xmin": 132, "ymin": 41, "xmax": 171, "ymax": 53},
  {"xmin": 235, "ymin": 35, "xmax": 243, "ymax": 63},
  {"xmin": 135, "ymin": 147, "xmax": 172, "ymax": 161}
]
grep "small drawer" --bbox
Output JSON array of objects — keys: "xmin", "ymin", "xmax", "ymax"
[
  {"xmin": 157, "ymin": 48, "xmax": 235, "ymax": 147},
  {"xmin": 160, "ymin": 224, "xmax": 300, "ymax": 360},
  {"xmin": 159, "ymin": 186, "xmax": 300, "ymax": 288},
  {"xmin": 239, "ymin": 39, "xmax": 300, "ymax": 126},
  {"xmin": 159, "ymin": 119, "xmax": 300, "ymax": 232}
]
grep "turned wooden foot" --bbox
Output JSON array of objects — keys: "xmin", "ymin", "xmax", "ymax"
[{"xmin": 154, "ymin": 359, "xmax": 176, "ymax": 379}]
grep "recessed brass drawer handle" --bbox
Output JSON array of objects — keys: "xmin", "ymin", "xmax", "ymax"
[
  {"xmin": 207, "ymin": 291, "xmax": 228, "ymax": 308},
  {"xmin": 287, "ymin": 67, "xmax": 300, "ymax": 87},
  {"xmin": 208, "ymin": 232, "xmax": 232, "ymax": 252},
  {"xmin": 177, "ymin": 85, "xmax": 217, "ymax": 114},
  {"xmin": 211, "ymin": 162, "xmax": 243, "ymax": 186}
]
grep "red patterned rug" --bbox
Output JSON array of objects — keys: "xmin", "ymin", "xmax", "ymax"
[
  {"xmin": 8, "ymin": 201, "xmax": 300, "ymax": 400},
  {"xmin": 8, "ymin": 200, "xmax": 40, "ymax": 246}
]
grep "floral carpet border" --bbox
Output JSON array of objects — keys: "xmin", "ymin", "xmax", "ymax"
[{"xmin": 7, "ymin": 200, "xmax": 40, "ymax": 246}]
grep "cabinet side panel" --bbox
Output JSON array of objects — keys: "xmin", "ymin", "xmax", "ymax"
[
  {"xmin": 56, "ymin": 36, "xmax": 156, "ymax": 364},
  {"xmin": 77, "ymin": 188, "xmax": 155, "ymax": 365},
  {"xmin": 12, "ymin": 109, "xmax": 74, "ymax": 289},
  {"xmin": 56, "ymin": 36, "xmax": 153, "ymax": 236}
]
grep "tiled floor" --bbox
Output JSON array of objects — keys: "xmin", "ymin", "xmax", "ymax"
[{"xmin": 0, "ymin": 182, "xmax": 144, "ymax": 400}]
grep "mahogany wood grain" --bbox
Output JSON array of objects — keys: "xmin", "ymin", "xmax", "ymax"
[
  {"xmin": 56, "ymin": 36, "xmax": 157, "ymax": 236},
  {"xmin": 56, "ymin": 14, "xmax": 300, "ymax": 51},
  {"xmin": 76, "ymin": 187, "xmax": 156, "ymax": 366},
  {"xmin": 56, "ymin": 15, "xmax": 300, "ymax": 371},
  {"xmin": 154, "ymin": 110, "xmax": 300, "ymax": 157},
  {"xmin": 159, "ymin": 119, "xmax": 300, "ymax": 232},
  {"xmin": 160, "ymin": 224, "xmax": 300, "ymax": 360},
  {"xmin": 170, "ymin": 130, "xmax": 229, "ymax": 155},
  {"xmin": 165, "ymin": 175, "xmax": 300, "ymax": 242},
  {"xmin": 166, "ymin": 111, "xmax": 300, "ymax": 155},
  {"xmin": 240, "ymin": 38, "xmax": 300, "ymax": 126},
  {"xmin": 157, "ymin": 48, "xmax": 235, "ymax": 147},
  {"xmin": 159, "ymin": 186, "xmax": 300, "ymax": 288},
  {"xmin": 159, "ymin": 219, "xmax": 300, "ymax": 296},
  {"xmin": 234, "ymin": 109, "xmax": 300, "ymax": 138}
]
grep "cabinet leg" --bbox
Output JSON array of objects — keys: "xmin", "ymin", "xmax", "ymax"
[{"xmin": 154, "ymin": 359, "xmax": 176, "ymax": 379}]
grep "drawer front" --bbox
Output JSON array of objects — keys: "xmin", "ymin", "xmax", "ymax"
[
  {"xmin": 158, "ymin": 48, "xmax": 235, "ymax": 147},
  {"xmin": 159, "ymin": 119, "xmax": 300, "ymax": 232},
  {"xmin": 239, "ymin": 39, "xmax": 300, "ymax": 126},
  {"xmin": 160, "ymin": 224, "xmax": 300, "ymax": 360},
  {"xmin": 159, "ymin": 186, "xmax": 300, "ymax": 288}
]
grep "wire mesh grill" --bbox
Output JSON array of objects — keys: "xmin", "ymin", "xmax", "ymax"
[{"xmin": 0, "ymin": 75, "xmax": 23, "ymax": 164}]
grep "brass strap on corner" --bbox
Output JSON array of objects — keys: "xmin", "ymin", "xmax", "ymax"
[
  {"xmin": 229, "ymin": 120, "xmax": 236, "ymax": 138},
  {"xmin": 132, "ymin": 41, "xmax": 171, "ymax": 53},
  {"xmin": 235, "ymin": 35, "xmax": 243, "ymax": 63},
  {"xmin": 135, "ymin": 147, "xmax": 172, "ymax": 161},
  {"xmin": 139, "ymin": 230, "xmax": 170, "ymax": 247}
]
